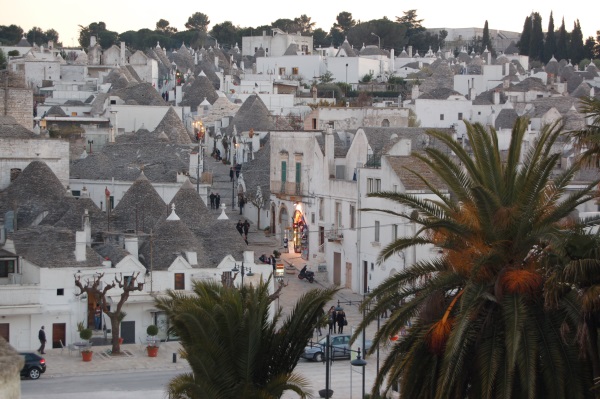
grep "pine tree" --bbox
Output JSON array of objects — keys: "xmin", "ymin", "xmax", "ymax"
[
  {"xmin": 543, "ymin": 11, "xmax": 556, "ymax": 63},
  {"xmin": 518, "ymin": 15, "xmax": 532, "ymax": 55},
  {"xmin": 529, "ymin": 12, "xmax": 544, "ymax": 62},
  {"xmin": 556, "ymin": 18, "xmax": 568, "ymax": 61},
  {"xmin": 482, "ymin": 20, "xmax": 494, "ymax": 55},
  {"xmin": 569, "ymin": 20, "xmax": 585, "ymax": 65}
]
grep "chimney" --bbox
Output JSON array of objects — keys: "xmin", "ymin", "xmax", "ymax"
[
  {"xmin": 390, "ymin": 48, "xmax": 395, "ymax": 70},
  {"xmin": 48, "ymin": 40, "xmax": 54, "ymax": 50},
  {"xmin": 487, "ymin": 51, "xmax": 491, "ymax": 65},
  {"xmin": 83, "ymin": 209, "xmax": 91, "ymax": 246},
  {"xmin": 408, "ymin": 46, "xmax": 413, "ymax": 58},
  {"xmin": 124, "ymin": 236, "xmax": 139, "ymax": 259},
  {"xmin": 469, "ymin": 78, "xmax": 475, "ymax": 100},
  {"xmin": 90, "ymin": 36, "xmax": 97, "ymax": 47},
  {"xmin": 120, "ymin": 42, "xmax": 125, "ymax": 66},
  {"xmin": 325, "ymin": 127, "xmax": 335, "ymax": 178},
  {"xmin": 493, "ymin": 90, "xmax": 500, "ymax": 105},
  {"xmin": 243, "ymin": 250, "xmax": 254, "ymax": 263},
  {"xmin": 75, "ymin": 231, "xmax": 86, "ymax": 261}
]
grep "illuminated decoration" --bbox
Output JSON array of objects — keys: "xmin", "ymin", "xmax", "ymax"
[{"xmin": 292, "ymin": 209, "xmax": 309, "ymax": 260}]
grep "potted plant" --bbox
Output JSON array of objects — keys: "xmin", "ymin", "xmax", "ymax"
[
  {"xmin": 79, "ymin": 328, "xmax": 93, "ymax": 361},
  {"xmin": 146, "ymin": 325, "xmax": 159, "ymax": 357}
]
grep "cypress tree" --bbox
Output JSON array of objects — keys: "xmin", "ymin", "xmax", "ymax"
[
  {"xmin": 556, "ymin": 18, "xmax": 568, "ymax": 61},
  {"xmin": 529, "ymin": 12, "xmax": 544, "ymax": 62},
  {"xmin": 543, "ymin": 11, "xmax": 556, "ymax": 63},
  {"xmin": 482, "ymin": 20, "xmax": 494, "ymax": 55},
  {"xmin": 569, "ymin": 20, "xmax": 584, "ymax": 65},
  {"xmin": 518, "ymin": 15, "xmax": 532, "ymax": 56}
]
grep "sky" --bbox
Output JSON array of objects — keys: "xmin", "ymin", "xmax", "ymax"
[{"xmin": 0, "ymin": 0, "xmax": 597, "ymax": 48}]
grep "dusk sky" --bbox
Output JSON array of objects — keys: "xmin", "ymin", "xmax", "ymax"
[{"xmin": 1, "ymin": 0, "xmax": 597, "ymax": 48}]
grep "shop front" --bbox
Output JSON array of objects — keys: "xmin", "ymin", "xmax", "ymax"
[{"xmin": 292, "ymin": 209, "xmax": 309, "ymax": 260}]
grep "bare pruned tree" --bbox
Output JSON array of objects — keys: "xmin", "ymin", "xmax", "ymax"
[{"xmin": 74, "ymin": 272, "xmax": 144, "ymax": 355}]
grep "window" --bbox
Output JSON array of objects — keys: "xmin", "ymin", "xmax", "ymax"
[
  {"xmin": 254, "ymin": 47, "xmax": 258, "ymax": 52},
  {"xmin": 367, "ymin": 178, "xmax": 374, "ymax": 193},
  {"xmin": 279, "ymin": 67, "xmax": 286, "ymax": 75},
  {"xmin": 311, "ymin": 212, "xmax": 315, "ymax": 224},
  {"xmin": 375, "ymin": 179, "xmax": 381, "ymax": 192},
  {"xmin": 478, "ymin": 111, "xmax": 481, "ymax": 115},
  {"xmin": 174, "ymin": 273, "xmax": 185, "ymax": 290},
  {"xmin": 458, "ymin": 112, "xmax": 463, "ymax": 120},
  {"xmin": 392, "ymin": 224, "xmax": 398, "ymax": 241},
  {"xmin": 124, "ymin": 275, "xmax": 133, "ymax": 287},
  {"xmin": 0, "ymin": 260, "xmax": 15, "ymax": 277},
  {"xmin": 374, "ymin": 221, "xmax": 380, "ymax": 242},
  {"xmin": 319, "ymin": 198, "xmax": 324, "ymax": 221},
  {"xmin": 350, "ymin": 204, "xmax": 356, "ymax": 229},
  {"xmin": 292, "ymin": 67, "xmax": 299, "ymax": 75},
  {"xmin": 295, "ymin": 162, "xmax": 301, "ymax": 183},
  {"xmin": 335, "ymin": 202, "xmax": 342, "ymax": 229},
  {"xmin": 281, "ymin": 161, "xmax": 287, "ymax": 182},
  {"xmin": 371, "ymin": 263, "xmax": 375, "ymax": 271},
  {"xmin": 57, "ymin": 288, "xmax": 64, "ymax": 296},
  {"xmin": 440, "ymin": 114, "xmax": 445, "ymax": 121}
]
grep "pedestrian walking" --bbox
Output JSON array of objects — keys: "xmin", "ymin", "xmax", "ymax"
[
  {"xmin": 37, "ymin": 326, "xmax": 46, "ymax": 354},
  {"xmin": 229, "ymin": 167, "xmax": 234, "ymax": 182},
  {"xmin": 243, "ymin": 219, "xmax": 250, "ymax": 239},
  {"xmin": 209, "ymin": 192, "xmax": 215, "ymax": 209},
  {"xmin": 327, "ymin": 306, "xmax": 336, "ymax": 334},
  {"xmin": 215, "ymin": 193, "xmax": 221, "ymax": 209},
  {"xmin": 336, "ymin": 309, "xmax": 347, "ymax": 334},
  {"xmin": 238, "ymin": 196, "xmax": 245, "ymax": 215},
  {"xmin": 235, "ymin": 163, "xmax": 241, "ymax": 178},
  {"xmin": 236, "ymin": 220, "xmax": 244, "ymax": 236}
]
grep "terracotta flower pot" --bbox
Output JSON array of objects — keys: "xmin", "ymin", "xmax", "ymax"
[
  {"xmin": 81, "ymin": 351, "xmax": 93, "ymax": 362},
  {"xmin": 147, "ymin": 346, "xmax": 159, "ymax": 357},
  {"xmin": 118, "ymin": 337, "xmax": 124, "ymax": 345}
]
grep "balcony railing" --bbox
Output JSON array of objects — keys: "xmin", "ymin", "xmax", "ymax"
[
  {"xmin": 326, "ymin": 227, "xmax": 343, "ymax": 242},
  {"xmin": 271, "ymin": 180, "xmax": 305, "ymax": 196},
  {"xmin": 366, "ymin": 154, "xmax": 381, "ymax": 168}
]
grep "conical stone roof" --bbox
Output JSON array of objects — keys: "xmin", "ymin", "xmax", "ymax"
[
  {"xmin": 111, "ymin": 172, "xmax": 167, "ymax": 233},
  {"xmin": 224, "ymin": 95, "xmax": 275, "ymax": 135},
  {"xmin": 180, "ymin": 72, "xmax": 219, "ymax": 111},
  {"xmin": 168, "ymin": 179, "xmax": 247, "ymax": 266},
  {"xmin": 139, "ymin": 207, "xmax": 209, "ymax": 270},
  {"xmin": 152, "ymin": 107, "xmax": 192, "ymax": 143}
]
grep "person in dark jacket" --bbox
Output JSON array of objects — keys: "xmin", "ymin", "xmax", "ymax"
[
  {"xmin": 229, "ymin": 167, "xmax": 234, "ymax": 182},
  {"xmin": 38, "ymin": 326, "xmax": 46, "ymax": 354},
  {"xmin": 336, "ymin": 309, "xmax": 347, "ymax": 334},
  {"xmin": 328, "ymin": 306, "xmax": 336, "ymax": 334},
  {"xmin": 209, "ymin": 192, "xmax": 215, "ymax": 209},
  {"xmin": 236, "ymin": 220, "xmax": 244, "ymax": 236}
]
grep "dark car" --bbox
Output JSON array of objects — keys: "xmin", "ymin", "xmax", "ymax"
[
  {"xmin": 19, "ymin": 352, "xmax": 46, "ymax": 380},
  {"xmin": 301, "ymin": 334, "xmax": 372, "ymax": 362}
]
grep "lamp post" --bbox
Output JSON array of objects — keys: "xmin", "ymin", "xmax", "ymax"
[
  {"xmin": 87, "ymin": 139, "xmax": 93, "ymax": 153},
  {"xmin": 371, "ymin": 32, "xmax": 381, "ymax": 49},
  {"xmin": 232, "ymin": 261, "xmax": 252, "ymax": 286},
  {"xmin": 319, "ymin": 333, "xmax": 367, "ymax": 399}
]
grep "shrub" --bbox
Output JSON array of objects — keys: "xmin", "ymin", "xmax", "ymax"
[
  {"xmin": 79, "ymin": 328, "xmax": 93, "ymax": 341},
  {"xmin": 147, "ymin": 325, "xmax": 159, "ymax": 336}
]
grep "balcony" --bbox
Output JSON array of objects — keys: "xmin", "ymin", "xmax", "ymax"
[
  {"xmin": 271, "ymin": 180, "xmax": 305, "ymax": 197},
  {"xmin": 327, "ymin": 228, "xmax": 343, "ymax": 242},
  {"xmin": 365, "ymin": 154, "xmax": 381, "ymax": 168}
]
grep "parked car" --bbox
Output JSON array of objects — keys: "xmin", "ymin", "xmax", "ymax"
[
  {"xmin": 19, "ymin": 352, "xmax": 46, "ymax": 380},
  {"xmin": 301, "ymin": 334, "xmax": 372, "ymax": 362}
]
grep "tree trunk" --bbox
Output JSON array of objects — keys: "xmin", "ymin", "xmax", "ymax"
[{"xmin": 110, "ymin": 314, "xmax": 121, "ymax": 354}]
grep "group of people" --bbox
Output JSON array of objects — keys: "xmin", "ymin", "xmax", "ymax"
[
  {"xmin": 236, "ymin": 219, "xmax": 250, "ymax": 244},
  {"xmin": 209, "ymin": 192, "xmax": 221, "ymax": 209},
  {"xmin": 327, "ymin": 306, "xmax": 347, "ymax": 334},
  {"xmin": 229, "ymin": 164, "xmax": 242, "ymax": 182}
]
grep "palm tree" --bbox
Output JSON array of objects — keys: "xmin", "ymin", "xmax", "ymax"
[
  {"xmin": 354, "ymin": 119, "xmax": 599, "ymax": 398},
  {"xmin": 569, "ymin": 96, "xmax": 600, "ymax": 167},
  {"xmin": 155, "ymin": 278, "xmax": 338, "ymax": 399}
]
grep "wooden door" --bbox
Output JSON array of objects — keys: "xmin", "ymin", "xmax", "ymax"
[
  {"xmin": 0, "ymin": 323, "xmax": 9, "ymax": 342},
  {"xmin": 52, "ymin": 323, "xmax": 66, "ymax": 348},
  {"xmin": 333, "ymin": 252, "xmax": 341, "ymax": 285}
]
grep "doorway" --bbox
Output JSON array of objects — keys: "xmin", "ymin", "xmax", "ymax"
[
  {"xmin": 0, "ymin": 323, "xmax": 8, "ymax": 342},
  {"xmin": 121, "ymin": 320, "xmax": 135, "ymax": 344},
  {"xmin": 333, "ymin": 252, "xmax": 341, "ymax": 285},
  {"xmin": 52, "ymin": 323, "xmax": 66, "ymax": 348}
]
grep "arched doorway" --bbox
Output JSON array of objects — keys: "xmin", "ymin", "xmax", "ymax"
[{"xmin": 381, "ymin": 119, "xmax": 390, "ymax": 127}]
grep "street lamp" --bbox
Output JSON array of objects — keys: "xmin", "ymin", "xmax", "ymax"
[
  {"xmin": 231, "ymin": 261, "xmax": 253, "ymax": 286},
  {"xmin": 319, "ymin": 333, "xmax": 367, "ymax": 399},
  {"xmin": 371, "ymin": 32, "xmax": 381, "ymax": 49},
  {"xmin": 336, "ymin": 296, "xmax": 368, "ymax": 399},
  {"xmin": 87, "ymin": 139, "xmax": 93, "ymax": 153}
]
